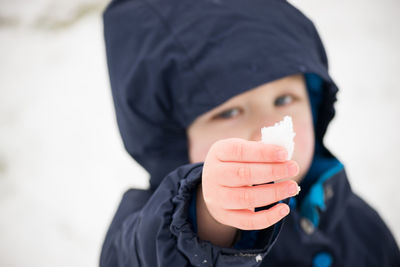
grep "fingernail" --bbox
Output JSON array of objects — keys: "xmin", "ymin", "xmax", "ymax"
[
  {"xmin": 287, "ymin": 162, "xmax": 298, "ymax": 176},
  {"xmin": 277, "ymin": 150, "xmax": 287, "ymax": 161},
  {"xmin": 279, "ymin": 206, "xmax": 290, "ymax": 216}
]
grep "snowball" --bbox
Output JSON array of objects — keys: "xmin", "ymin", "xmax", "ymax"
[{"xmin": 261, "ymin": 116, "xmax": 296, "ymax": 160}]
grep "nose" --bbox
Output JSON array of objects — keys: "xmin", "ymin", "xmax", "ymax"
[
  {"xmin": 249, "ymin": 114, "xmax": 282, "ymax": 142},
  {"xmin": 247, "ymin": 98, "xmax": 282, "ymax": 141},
  {"xmin": 249, "ymin": 117, "xmax": 274, "ymax": 141},
  {"xmin": 250, "ymin": 124, "xmax": 262, "ymax": 141}
]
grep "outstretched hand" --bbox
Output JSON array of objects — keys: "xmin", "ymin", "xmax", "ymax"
[{"xmin": 201, "ymin": 138, "xmax": 300, "ymax": 231}]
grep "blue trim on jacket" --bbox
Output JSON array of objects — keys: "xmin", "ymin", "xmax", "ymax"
[{"xmin": 300, "ymin": 156, "xmax": 343, "ymax": 227}]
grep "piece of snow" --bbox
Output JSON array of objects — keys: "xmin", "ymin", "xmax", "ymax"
[{"xmin": 261, "ymin": 116, "xmax": 296, "ymax": 160}]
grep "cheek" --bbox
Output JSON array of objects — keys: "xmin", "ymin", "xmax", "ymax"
[
  {"xmin": 188, "ymin": 122, "xmax": 248, "ymax": 163},
  {"xmin": 188, "ymin": 130, "xmax": 220, "ymax": 163},
  {"xmin": 188, "ymin": 140, "xmax": 211, "ymax": 163},
  {"xmin": 292, "ymin": 119, "xmax": 315, "ymax": 179}
]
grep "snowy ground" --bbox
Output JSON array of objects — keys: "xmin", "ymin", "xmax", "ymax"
[{"xmin": 0, "ymin": 0, "xmax": 399, "ymax": 266}]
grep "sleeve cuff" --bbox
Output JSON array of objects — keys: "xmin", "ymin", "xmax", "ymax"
[{"xmin": 170, "ymin": 163, "xmax": 288, "ymax": 266}]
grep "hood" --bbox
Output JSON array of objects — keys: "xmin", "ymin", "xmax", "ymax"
[{"xmin": 103, "ymin": 0, "xmax": 339, "ymax": 189}]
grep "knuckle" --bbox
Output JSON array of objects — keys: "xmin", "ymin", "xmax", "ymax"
[
  {"xmin": 239, "ymin": 189, "xmax": 255, "ymax": 207},
  {"xmin": 214, "ymin": 139, "xmax": 245, "ymax": 161},
  {"xmin": 264, "ymin": 165, "xmax": 273, "ymax": 178},
  {"xmin": 271, "ymin": 165, "xmax": 278, "ymax": 178},
  {"xmin": 237, "ymin": 165, "xmax": 251, "ymax": 184},
  {"xmin": 232, "ymin": 142, "xmax": 244, "ymax": 161}
]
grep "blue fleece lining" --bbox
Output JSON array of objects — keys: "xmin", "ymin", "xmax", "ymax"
[
  {"xmin": 305, "ymin": 72, "xmax": 323, "ymax": 127},
  {"xmin": 300, "ymin": 157, "xmax": 343, "ymax": 227}
]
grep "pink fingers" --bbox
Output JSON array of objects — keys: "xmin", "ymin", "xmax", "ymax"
[
  {"xmin": 212, "ymin": 138, "xmax": 288, "ymax": 163},
  {"xmin": 212, "ymin": 161, "xmax": 299, "ymax": 187},
  {"xmin": 202, "ymin": 137, "xmax": 300, "ymax": 232},
  {"xmin": 206, "ymin": 180, "xmax": 300, "ymax": 209},
  {"xmin": 215, "ymin": 203, "xmax": 291, "ymax": 230}
]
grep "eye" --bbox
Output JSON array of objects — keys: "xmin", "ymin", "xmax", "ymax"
[
  {"xmin": 274, "ymin": 94, "xmax": 294, "ymax": 107},
  {"xmin": 214, "ymin": 108, "xmax": 241, "ymax": 119}
]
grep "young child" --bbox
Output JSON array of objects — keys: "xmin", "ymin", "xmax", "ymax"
[{"xmin": 100, "ymin": 0, "xmax": 400, "ymax": 266}]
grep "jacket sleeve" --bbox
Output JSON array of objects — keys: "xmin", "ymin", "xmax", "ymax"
[{"xmin": 100, "ymin": 163, "xmax": 284, "ymax": 267}]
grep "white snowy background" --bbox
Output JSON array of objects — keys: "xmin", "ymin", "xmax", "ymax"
[{"xmin": 0, "ymin": 0, "xmax": 399, "ymax": 266}]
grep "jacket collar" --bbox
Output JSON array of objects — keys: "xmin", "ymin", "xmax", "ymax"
[{"xmin": 291, "ymin": 148, "xmax": 348, "ymax": 230}]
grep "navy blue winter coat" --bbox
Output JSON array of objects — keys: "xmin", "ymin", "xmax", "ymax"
[{"xmin": 100, "ymin": 0, "xmax": 400, "ymax": 266}]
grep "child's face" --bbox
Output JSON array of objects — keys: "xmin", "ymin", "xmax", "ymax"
[{"xmin": 187, "ymin": 74, "xmax": 315, "ymax": 183}]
